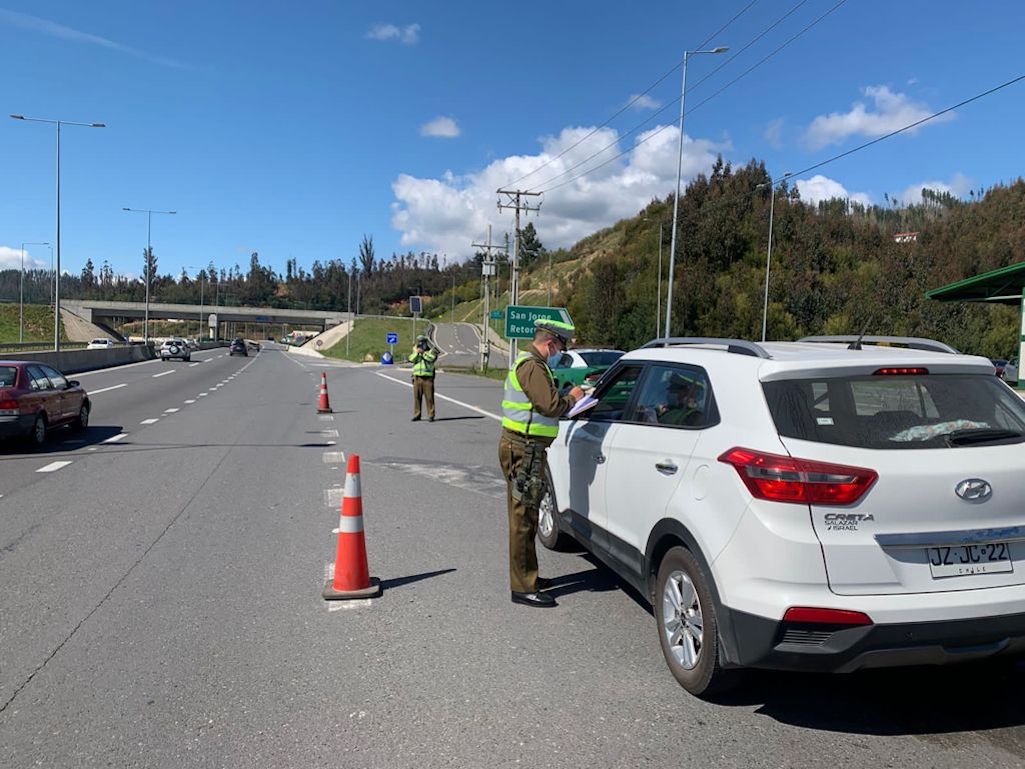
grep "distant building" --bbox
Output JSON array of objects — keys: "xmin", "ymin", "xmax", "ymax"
[{"xmin": 894, "ymin": 231, "xmax": 919, "ymax": 243}]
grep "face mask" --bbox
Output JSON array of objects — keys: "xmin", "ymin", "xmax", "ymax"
[{"xmin": 546, "ymin": 345, "xmax": 563, "ymax": 368}]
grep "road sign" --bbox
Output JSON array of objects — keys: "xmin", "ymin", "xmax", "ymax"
[
  {"xmin": 409, "ymin": 296, "xmax": 422, "ymax": 314},
  {"xmin": 489, "ymin": 309, "xmax": 504, "ymax": 320},
  {"xmin": 504, "ymin": 305, "xmax": 573, "ymax": 340},
  {"xmin": 386, "ymin": 332, "xmax": 398, "ymax": 345}
]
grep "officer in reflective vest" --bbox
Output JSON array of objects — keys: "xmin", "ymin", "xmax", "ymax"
[
  {"xmin": 500, "ymin": 318, "xmax": 584, "ymax": 608},
  {"xmin": 409, "ymin": 334, "xmax": 438, "ymax": 421}
]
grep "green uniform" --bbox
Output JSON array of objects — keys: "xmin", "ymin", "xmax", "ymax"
[
  {"xmin": 409, "ymin": 346, "xmax": 437, "ymax": 420},
  {"xmin": 499, "ymin": 348, "xmax": 576, "ymax": 593}
]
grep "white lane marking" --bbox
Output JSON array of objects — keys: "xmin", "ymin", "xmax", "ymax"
[
  {"xmin": 152, "ymin": 370, "xmax": 174, "ymax": 378},
  {"xmin": 37, "ymin": 461, "xmax": 72, "ymax": 473},
  {"xmin": 323, "ymin": 451, "xmax": 346, "ymax": 464},
  {"xmin": 324, "ymin": 488, "xmax": 345, "ymax": 508},
  {"xmin": 198, "ymin": 392, "xmax": 208, "ymax": 397},
  {"xmin": 374, "ymin": 371, "xmax": 501, "ymax": 422},
  {"xmin": 184, "ymin": 399, "xmax": 196, "ymax": 404},
  {"xmin": 164, "ymin": 408, "xmax": 180, "ymax": 414},
  {"xmin": 318, "ymin": 415, "xmax": 335, "ymax": 421},
  {"xmin": 90, "ymin": 383, "xmax": 127, "ymax": 395},
  {"xmin": 103, "ymin": 433, "xmax": 128, "ymax": 443},
  {"xmin": 321, "ymin": 429, "xmax": 339, "ymax": 438},
  {"xmin": 140, "ymin": 418, "xmax": 159, "ymax": 424},
  {"xmin": 189, "ymin": 362, "xmax": 200, "ymax": 368}
]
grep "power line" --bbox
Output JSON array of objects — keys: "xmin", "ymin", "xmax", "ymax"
[
  {"xmin": 537, "ymin": 0, "xmax": 848, "ymax": 195},
  {"xmin": 531, "ymin": 0, "xmax": 839, "ymax": 194},
  {"xmin": 501, "ymin": 0, "xmax": 761, "ymax": 189}
]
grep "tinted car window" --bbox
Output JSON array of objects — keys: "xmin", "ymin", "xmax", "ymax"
[
  {"xmin": 763, "ymin": 373, "xmax": 1025, "ymax": 449},
  {"xmin": 26, "ymin": 366, "xmax": 51, "ymax": 391},
  {"xmin": 586, "ymin": 364, "xmax": 643, "ymax": 422},
  {"xmin": 579, "ymin": 351, "xmax": 623, "ymax": 367},
  {"xmin": 0, "ymin": 366, "xmax": 17, "ymax": 387},
  {"xmin": 627, "ymin": 364, "xmax": 715, "ymax": 429},
  {"xmin": 41, "ymin": 366, "xmax": 68, "ymax": 389}
]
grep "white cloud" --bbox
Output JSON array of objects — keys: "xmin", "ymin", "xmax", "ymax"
[
  {"xmin": 627, "ymin": 94, "xmax": 660, "ymax": 111},
  {"xmin": 365, "ymin": 23, "xmax": 420, "ymax": 44},
  {"xmin": 763, "ymin": 117, "xmax": 784, "ymax": 150},
  {"xmin": 391, "ymin": 124, "xmax": 728, "ymax": 257},
  {"xmin": 0, "ymin": 245, "xmax": 49, "ymax": 271},
  {"xmin": 420, "ymin": 116, "xmax": 460, "ymax": 138},
  {"xmin": 0, "ymin": 9, "xmax": 185, "ymax": 68},
  {"xmin": 804, "ymin": 85, "xmax": 953, "ymax": 149},
  {"xmin": 795, "ymin": 175, "xmax": 872, "ymax": 207},
  {"xmin": 899, "ymin": 172, "xmax": 973, "ymax": 205}
]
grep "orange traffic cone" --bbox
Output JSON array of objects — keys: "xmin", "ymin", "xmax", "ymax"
[
  {"xmin": 317, "ymin": 372, "xmax": 332, "ymax": 414},
  {"xmin": 324, "ymin": 454, "xmax": 382, "ymax": 600}
]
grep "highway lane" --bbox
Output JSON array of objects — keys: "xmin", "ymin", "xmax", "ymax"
[
  {"xmin": 432, "ymin": 322, "xmax": 505, "ymax": 369},
  {"xmin": 2, "ymin": 356, "xmax": 1025, "ymax": 767},
  {"xmin": 0, "ymin": 346, "xmax": 257, "ymax": 498}
]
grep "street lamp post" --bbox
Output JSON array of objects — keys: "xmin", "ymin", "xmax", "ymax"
[
  {"xmin": 664, "ymin": 46, "xmax": 728, "ymax": 338},
  {"xmin": 11, "ymin": 114, "xmax": 105, "ymax": 351},
  {"xmin": 757, "ymin": 173, "xmax": 791, "ymax": 342},
  {"xmin": 19, "ymin": 241, "xmax": 50, "ymax": 343},
  {"xmin": 123, "ymin": 207, "xmax": 176, "ymax": 342}
]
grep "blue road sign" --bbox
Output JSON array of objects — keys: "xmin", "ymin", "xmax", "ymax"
[{"xmin": 386, "ymin": 332, "xmax": 398, "ymax": 345}]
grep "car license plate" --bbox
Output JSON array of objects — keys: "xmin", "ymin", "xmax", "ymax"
[{"xmin": 927, "ymin": 543, "xmax": 1013, "ymax": 578}]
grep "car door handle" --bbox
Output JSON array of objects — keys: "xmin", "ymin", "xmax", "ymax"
[
  {"xmin": 594, "ymin": 453, "xmax": 606, "ymax": 464},
  {"xmin": 655, "ymin": 461, "xmax": 678, "ymax": 475}
]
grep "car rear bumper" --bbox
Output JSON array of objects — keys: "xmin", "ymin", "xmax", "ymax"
[
  {"xmin": 0, "ymin": 414, "xmax": 35, "ymax": 438},
  {"xmin": 722, "ymin": 606, "xmax": 1025, "ymax": 673}
]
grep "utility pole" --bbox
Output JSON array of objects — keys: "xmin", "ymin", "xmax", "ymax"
[
  {"xmin": 496, "ymin": 189, "xmax": 541, "ymax": 367},
  {"xmin": 346, "ymin": 270, "xmax": 352, "ymax": 358},
  {"xmin": 472, "ymin": 225, "xmax": 505, "ymax": 371}
]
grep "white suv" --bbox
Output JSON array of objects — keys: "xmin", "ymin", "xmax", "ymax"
[
  {"xmin": 159, "ymin": 339, "xmax": 191, "ymax": 362},
  {"xmin": 542, "ymin": 336, "xmax": 1025, "ymax": 696}
]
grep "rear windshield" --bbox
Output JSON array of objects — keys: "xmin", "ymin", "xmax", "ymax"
[
  {"xmin": 763, "ymin": 373, "xmax": 1025, "ymax": 449},
  {"xmin": 0, "ymin": 366, "xmax": 16, "ymax": 388},
  {"xmin": 579, "ymin": 351, "xmax": 622, "ymax": 367}
]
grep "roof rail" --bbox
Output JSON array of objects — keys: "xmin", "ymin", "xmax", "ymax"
[
  {"xmin": 642, "ymin": 337, "xmax": 771, "ymax": 359},
  {"xmin": 797, "ymin": 335, "xmax": 960, "ymax": 354}
]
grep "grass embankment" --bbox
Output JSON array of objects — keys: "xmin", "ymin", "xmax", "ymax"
[
  {"xmin": 0, "ymin": 303, "xmax": 67, "ymax": 344},
  {"xmin": 321, "ymin": 317, "xmax": 430, "ymax": 362}
]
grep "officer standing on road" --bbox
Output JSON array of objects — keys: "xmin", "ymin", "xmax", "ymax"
[
  {"xmin": 500, "ymin": 319, "xmax": 584, "ymax": 608},
  {"xmin": 409, "ymin": 334, "xmax": 438, "ymax": 422}
]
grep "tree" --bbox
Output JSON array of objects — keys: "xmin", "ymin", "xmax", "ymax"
[
  {"xmin": 81, "ymin": 259, "xmax": 95, "ymax": 293},
  {"xmin": 359, "ymin": 234, "xmax": 375, "ymax": 276},
  {"xmin": 518, "ymin": 222, "xmax": 546, "ymax": 269},
  {"xmin": 143, "ymin": 247, "xmax": 157, "ymax": 291}
]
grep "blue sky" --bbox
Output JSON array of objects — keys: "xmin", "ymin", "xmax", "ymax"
[{"xmin": 1, "ymin": 1, "xmax": 1022, "ymax": 281}]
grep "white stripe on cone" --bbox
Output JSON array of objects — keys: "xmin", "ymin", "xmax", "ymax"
[{"xmin": 344, "ymin": 472, "xmax": 361, "ymax": 498}]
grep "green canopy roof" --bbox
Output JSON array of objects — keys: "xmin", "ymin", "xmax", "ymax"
[{"xmin": 926, "ymin": 261, "xmax": 1025, "ymax": 305}]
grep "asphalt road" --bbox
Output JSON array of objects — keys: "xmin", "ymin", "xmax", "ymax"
[
  {"xmin": 2, "ymin": 349, "xmax": 1025, "ymax": 767},
  {"xmin": 432, "ymin": 322, "xmax": 505, "ymax": 369}
]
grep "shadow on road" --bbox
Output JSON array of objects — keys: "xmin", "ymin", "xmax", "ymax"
[
  {"xmin": 428, "ymin": 416, "xmax": 485, "ymax": 422},
  {"xmin": 380, "ymin": 568, "xmax": 457, "ymax": 591},
  {"xmin": 711, "ymin": 661, "xmax": 1025, "ymax": 736},
  {"xmin": 0, "ymin": 425, "xmax": 125, "ymax": 457}
]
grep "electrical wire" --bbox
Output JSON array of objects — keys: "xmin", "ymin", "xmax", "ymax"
[
  {"xmin": 532, "ymin": 0, "xmax": 841, "ymax": 194},
  {"xmin": 501, "ymin": 0, "xmax": 761, "ymax": 189}
]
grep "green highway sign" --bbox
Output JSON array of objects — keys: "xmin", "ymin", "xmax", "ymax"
[
  {"xmin": 489, "ymin": 309, "xmax": 504, "ymax": 319},
  {"xmin": 504, "ymin": 305, "xmax": 573, "ymax": 340}
]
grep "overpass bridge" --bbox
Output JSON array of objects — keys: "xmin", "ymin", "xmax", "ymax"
[{"xmin": 63, "ymin": 299, "xmax": 345, "ymax": 337}]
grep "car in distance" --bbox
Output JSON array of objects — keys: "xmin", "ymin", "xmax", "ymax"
[
  {"xmin": 1005, "ymin": 357, "xmax": 1019, "ymax": 386},
  {"xmin": 159, "ymin": 339, "xmax": 191, "ymax": 362},
  {"xmin": 229, "ymin": 339, "xmax": 248, "ymax": 357},
  {"xmin": 543, "ymin": 336, "xmax": 1025, "ymax": 696},
  {"xmin": 550, "ymin": 348, "xmax": 624, "ymax": 391},
  {"xmin": 0, "ymin": 361, "xmax": 90, "ymax": 447},
  {"xmin": 86, "ymin": 338, "xmax": 116, "ymax": 350}
]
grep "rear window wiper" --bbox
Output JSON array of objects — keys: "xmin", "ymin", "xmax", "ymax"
[{"xmin": 945, "ymin": 428, "xmax": 1025, "ymax": 447}]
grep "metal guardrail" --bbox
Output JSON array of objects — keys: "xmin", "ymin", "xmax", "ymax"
[{"xmin": 0, "ymin": 341, "xmax": 88, "ymax": 353}]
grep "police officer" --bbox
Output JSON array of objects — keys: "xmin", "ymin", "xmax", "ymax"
[
  {"xmin": 500, "ymin": 319, "xmax": 584, "ymax": 607},
  {"xmin": 409, "ymin": 334, "xmax": 437, "ymax": 421}
]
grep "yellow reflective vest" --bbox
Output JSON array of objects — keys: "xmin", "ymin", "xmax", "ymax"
[{"xmin": 501, "ymin": 352, "xmax": 559, "ymax": 438}]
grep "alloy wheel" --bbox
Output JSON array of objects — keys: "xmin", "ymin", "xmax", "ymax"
[{"xmin": 661, "ymin": 569, "xmax": 704, "ymax": 670}]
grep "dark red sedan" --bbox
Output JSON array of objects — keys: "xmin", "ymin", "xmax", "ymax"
[{"xmin": 0, "ymin": 361, "xmax": 90, "ymax": 447}]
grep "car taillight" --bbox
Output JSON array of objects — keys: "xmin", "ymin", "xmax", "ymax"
[
  {"xmin": 783, "ymin": 607, "xmax": 872, "ymax": 626},
  {"xmin": 873, "ymin": 367, "xmax": 928, "ymax": 375},
  {"xmin": 0, "ymin": 398, "xmax": 20, "ymax": 414},
  {"xmin": 718, "ymin": 447, "xmax": 877, "ymax": 505}
]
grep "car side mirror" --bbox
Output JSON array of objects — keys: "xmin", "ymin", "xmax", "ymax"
[{"xmin": 67, "ymin": 380, "xmax": 79, "ymax": 388}]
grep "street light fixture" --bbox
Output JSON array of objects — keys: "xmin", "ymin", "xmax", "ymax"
[
  {"xmin": 757, "ymin": 172, "xmax": 792, "ymax": 342},
  {"xmin": 19, "ymin": 241, "xmax": 50, "ymax": 343},
  {"xmin": 664, "ymin": 46, "xmax": 728, "ymax": 338},
  {"xmin": 11, "ymin": 114, "xmax": 106, "ymax": 351},
  {"xmin": 123, "ymin": 207, "xmax": 176, "ymax": 342}
]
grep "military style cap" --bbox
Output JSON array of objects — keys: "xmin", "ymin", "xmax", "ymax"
[
  {"xmin": 534, "ymin": 318, "xmax": 576, "ymax": 344},
  {"xmin": 416, "ymin": 334, "xmax": 428, "ymax": 341}
]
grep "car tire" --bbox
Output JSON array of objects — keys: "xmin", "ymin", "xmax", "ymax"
[
  {"xmin": 655, "ymin": 546, "xmax": 739, "ymax": 697},
  {"xmin": 26, "ymin": 414, "xmax": 47, "ymax": 448},
  {"xmin": 184, "ymin": 355, "xmax": 191, "ymax": 362},
  {"xmin": 73, "ymin": 403, "xmax": 89, "ymax": 432},
  {"xmin": 537, "ymin": 469, "xmax": 576, "ymax": 551}
]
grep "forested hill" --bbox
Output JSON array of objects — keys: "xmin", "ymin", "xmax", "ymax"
[{"xmin": 553, "ymin": 159, "xmax": 1024, "ymax": 358}]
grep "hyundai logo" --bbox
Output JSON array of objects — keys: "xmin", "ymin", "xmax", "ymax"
[{"xmin": 955, "ymin": 479, "xmax": 992, "ymax": 502}]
